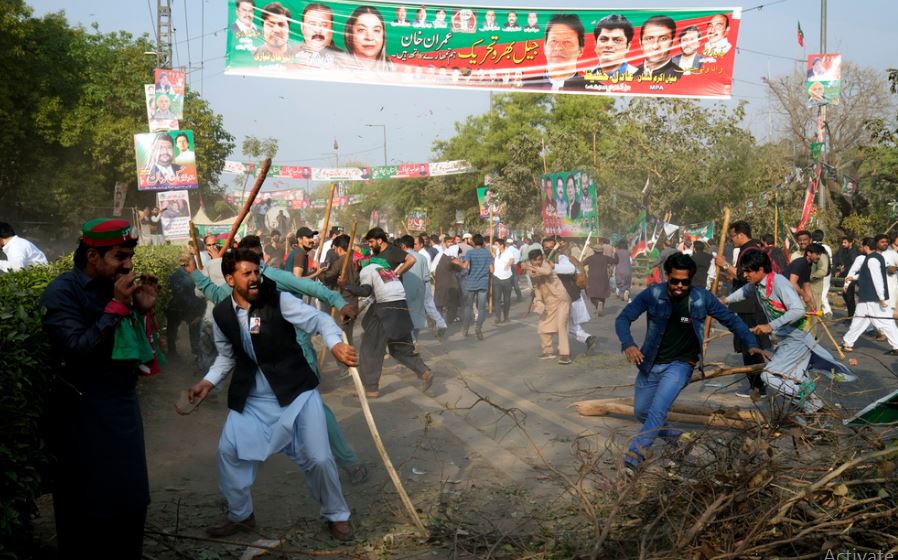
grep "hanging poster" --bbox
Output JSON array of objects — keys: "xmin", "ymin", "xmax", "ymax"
[
  {"xmin": 156, "ymin": 190, "xmax": 192, "ymax": 238},
  {"xmin": 135, "ymin": 130, "xmax": 199, "ymax": 190},
  {"xmin": 225, "ymin": 2, "xmax": 741, "ymax": 99},
  {"xmin": 146, "ymin": 84, "xmax": 179, "ymax": 132},
  {"xmin": 406, "ymin": 207, "xmax": 428, "ymax": 231},
  {"xmin": 540, "ymin": 170, "xmax": 598, "ymax": 236},
  {"xmin": 113, "ymin": 182, "xmax": 128, "ymax": 216},
  {"xmin": 806, "ymin": 53, "xmax": 841, "ymax": 106},
  {"xmin": 476, "ymin": 186, "xmax": 504, "ymax": 218},
  {"xmin": 154, "ymin": 68, "xmax": 186, "ymax": 119}
]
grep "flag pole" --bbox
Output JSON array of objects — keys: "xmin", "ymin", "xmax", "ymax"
[{"xmin": 703, "ymin": 207, "xmax": 731, "ymax": 356}]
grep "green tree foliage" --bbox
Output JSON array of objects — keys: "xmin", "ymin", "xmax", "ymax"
[{"xmin": 0, "ymin": 1, "xmax": 234, "ymax": 232}]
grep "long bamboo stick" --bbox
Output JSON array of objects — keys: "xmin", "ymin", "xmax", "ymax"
[
  {"xmin": 224, "ymin": 158, "xmax": 271, "ymax": 251},
  {"xmin": 340, "ymin": 332, "xmax": 429, "ymax": 536},
  {"xmin": 188, "ymin": 220, "xmax": 203, "ymax": 272},
  {"xmin": 314, "ymin": 183, "xmax": 337, "ymax": 265},
  {"xmin": 703, "ymin": 207, "xmax": 731, "ymax": 356},
  {"xmin": 487, "ymin": 206, "xmax": 494, "ymax": 314},
  {"xmin": 570, "ymin": 400, "xmax": 752, "ymax": 430}
]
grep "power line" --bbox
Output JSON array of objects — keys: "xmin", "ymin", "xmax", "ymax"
[
  {"xmin": 743, "ymin": 0, "xmax": 792, "ymax": 14},
  {"xmin": 737, "ymin": 46, "xmax": 804, "ymax": 63},
  {"xmin": 146, "ymin": 0, "xmax": 157, "ymax": 43},
  {"xmin": 182, "ymin": 0, "xmax": 191, "ymax": 70},
  {"xmin": 174, "ymin": 26, "xmax": 227, "ymax": 47}
]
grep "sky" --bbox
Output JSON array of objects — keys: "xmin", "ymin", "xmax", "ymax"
[{"xmin": 26, "ymin": 0, "xmax": 898, "ymax": 192}]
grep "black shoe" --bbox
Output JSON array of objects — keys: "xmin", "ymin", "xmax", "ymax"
[
  {"xmin": 463, "ymin": 329, "xmax": 470, "ymax": 338},
  {"xmin": 475, "ymin": 329, "xmax": 484, "ymax": 341},
  {"xmin": 886, "ymin": 349, "xmax": 898, "ymax": 356},
  {"xmin": 436, "ymin": 327, "xmax": 446, "ymax": 340},
  {"xmin": 207, "ymin": 513, "xmax": 256, "ymax": 538}
]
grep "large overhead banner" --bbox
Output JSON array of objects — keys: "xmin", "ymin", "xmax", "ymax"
[{"xmin": 225, "ymin": 2, "xmax": 741, "ymax": 98}]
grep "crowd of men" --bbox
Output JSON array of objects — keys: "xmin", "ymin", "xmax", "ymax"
[{"xmin": 3, "ymin": 213, "xmax": 896, "ymax": 556}]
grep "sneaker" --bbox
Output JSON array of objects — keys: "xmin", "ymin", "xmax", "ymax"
[
  {"xmin": 557, "ymin": 355, "xmax": 572, "ymax": 365},
  {"xmin": 585, "ymin": 336, "xmax": 598, "ymax": 355},
  {"xmin": 736, "ymin": 388, "xmax": 767, "ymax": 399},
  {"xmin": 539, "ymin": 352, "xmax": 558, "ymax": 360}
]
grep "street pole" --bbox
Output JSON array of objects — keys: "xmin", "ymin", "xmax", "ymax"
[
  {"xmin": 365, "ymin": 124, "xmax": 387, "ymax": 165},
  {"xmin": 818, "ymin": 0, "xmax": 828, "ymax": 212}
]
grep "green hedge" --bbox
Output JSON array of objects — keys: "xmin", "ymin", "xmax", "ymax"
[{"xmin": 0, "ymin": 245, "xmax": 181, "ymax": 558}]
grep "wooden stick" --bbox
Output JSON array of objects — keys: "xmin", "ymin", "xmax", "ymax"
[
  {"xmin": 703, "ymin": 207, "xmax": 731, "ymax": 356},
  {"xmin": 224, "ymin": 158, "xmax": 272, "ymax": 251},
  {"xmin": 809, "ymin": 311, "xmax": 846, "ymax": 359},
  {"xmin": 188, "ymin": 220, "xmax": 203, "ymax": 272},
  {"xmin": 578, "ymin": 231, "xmax": 592, "ymax": 262},
  {"xmin": 340, "ymin": 332, "xmax": 429, "ymax": 537},
  {"xmin": 314, "ymin": 183, "xmax": 337, "ymax": 265}
]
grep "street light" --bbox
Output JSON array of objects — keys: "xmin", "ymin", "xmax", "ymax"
[{"xmin": 364, "ymin": 124, "xmax": 387, "ymax": 165}]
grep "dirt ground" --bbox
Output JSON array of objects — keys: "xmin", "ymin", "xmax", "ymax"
[{"xmin": 32, "ymin": 289, "xmax": 898, "ymax": 558}]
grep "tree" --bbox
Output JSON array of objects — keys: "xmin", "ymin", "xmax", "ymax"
[
  {"xmin": 766, "ymin": 63, "xmax": 896, "ymax": 231},
  {"xmin": 0, "ymin": 3, "xmax": 234, "ymax": 240}
]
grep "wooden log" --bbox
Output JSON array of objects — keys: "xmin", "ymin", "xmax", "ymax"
[
  {"xmin": 571, "ymin": 397, "xmax": 763, "ymax": 423},
  {"xmin": 570, "ymin": 400, "xmax": 753, "ymax": 430}
]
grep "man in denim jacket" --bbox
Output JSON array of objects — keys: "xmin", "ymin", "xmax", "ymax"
[{"xmin": 615, "ymin": 252, "xmax": 761, "ymax": 472}]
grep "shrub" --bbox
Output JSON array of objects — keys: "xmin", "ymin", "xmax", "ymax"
[{"xmin": 0, "ymin": 244, "xmax": 181, "ymax": 558}]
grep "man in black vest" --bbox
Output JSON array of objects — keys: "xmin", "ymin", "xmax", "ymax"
[
  {"xmin": 841, "ymin": 237, "xmax": 898, "ymax": 354},
  {"xmin": 187, "ymin": 248, "xmax": 359, "ymax": 541}
]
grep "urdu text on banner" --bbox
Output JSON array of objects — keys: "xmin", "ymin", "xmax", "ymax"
[{"xmin": 226, "ymin": 1, "xmax": 741, "ymax": 98}]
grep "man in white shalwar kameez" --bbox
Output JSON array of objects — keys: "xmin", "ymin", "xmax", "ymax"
[{"xmin": 188, "ymin": 248, "xmax": 358, "ymax": 541}]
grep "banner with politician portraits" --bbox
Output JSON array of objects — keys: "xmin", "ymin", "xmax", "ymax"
[
  {"xmin": 225, "ymin": 1, "xmax": 740, "ymax": 98},
  {"xmin": 806, "ymin": 53, "xmax": 841, "ymax": 106},
  {"xmin": 134, "ymin": 130, "xmax": 198, "ymax": 191},
  {"xmin": 540, "ymin": 171, "xmax": 599, "ymax": 237}
]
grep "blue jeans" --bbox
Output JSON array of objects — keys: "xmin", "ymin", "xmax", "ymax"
[
  {"xmin": 462, "ymin": 289, "xmax": 488, "ymax": 332},
  {"xmin": 628, "ymin": 361, "xmax": 693, "ymax": 465}
]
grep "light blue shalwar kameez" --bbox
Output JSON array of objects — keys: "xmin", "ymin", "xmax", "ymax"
[{"xmin": 205, "ymin": 292, "xmax": 350, "ymax": 523}]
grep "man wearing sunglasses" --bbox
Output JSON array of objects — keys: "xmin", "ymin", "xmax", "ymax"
[{"xmin": 615, "ymin": 252, "xmax": 761, "ymax": 474}]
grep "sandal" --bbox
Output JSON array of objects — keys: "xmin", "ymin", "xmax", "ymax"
[
  {"xmin": 365, "ymin": 390, "xmax": 380, "ymax": 399},
  {"xmin": 842, "ymin": 345, "xmax": 853, "ymax": 353}
]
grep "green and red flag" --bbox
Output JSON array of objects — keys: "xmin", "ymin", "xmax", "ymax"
[{"xmin": 797, "ymin": 21, "xmax": 804, "ymax": 46}]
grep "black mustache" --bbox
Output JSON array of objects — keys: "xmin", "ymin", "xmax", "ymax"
[{"xmin": 312, "ymin": 33, "xmax": 325, "ymax": 41}]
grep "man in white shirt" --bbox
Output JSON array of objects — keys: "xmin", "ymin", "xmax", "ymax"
[
  {"xmin": 883, "ymin": 233, "xmax": 898, "ymax": 317},
  {"xmin": 0, "ymin": 222, "xmax": 48, "ymax": 272},
  {"xmin": 413, "ymin": 235, "xmax": 447, "ymax": 338},
  {"xmin": 492, "ymin": 238, "xmax": 517, "ymax": 324},
  {"xmin": 842, "ymin": 237, "xmax": 898, "ymax": 354}
]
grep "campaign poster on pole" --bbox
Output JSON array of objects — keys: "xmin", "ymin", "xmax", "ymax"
[
  {"xmin": 806, "ymin": 53, "xmax": 841, "ymax": 106},
  {"xmin": 476, "ymin": 186, "xmax": 504, "ymax": 218},
  {"xmin": 113, "ymin": 182, "xmax": 128, "ymax": 216},
  {"xmin": 225, "ymin": 1, "xmax": 741, "ymax": 99},
  {"xmin": 135, "ymin": 130, "xmax": 198, "ymax": 191},
  {"xmin": 156, "ymin": 190, "xmax": 192, "ymax": 238},
  {"xmin": 540, "ymin": 171, "xmax": 598, "ymax": 236},
  {"xmin": 406, "ymin": 207, "xmax": 428, "ymax": 232},
  {"xmin": 154, "ymin": 68, "xmax": 186, "ymax": 119}
]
